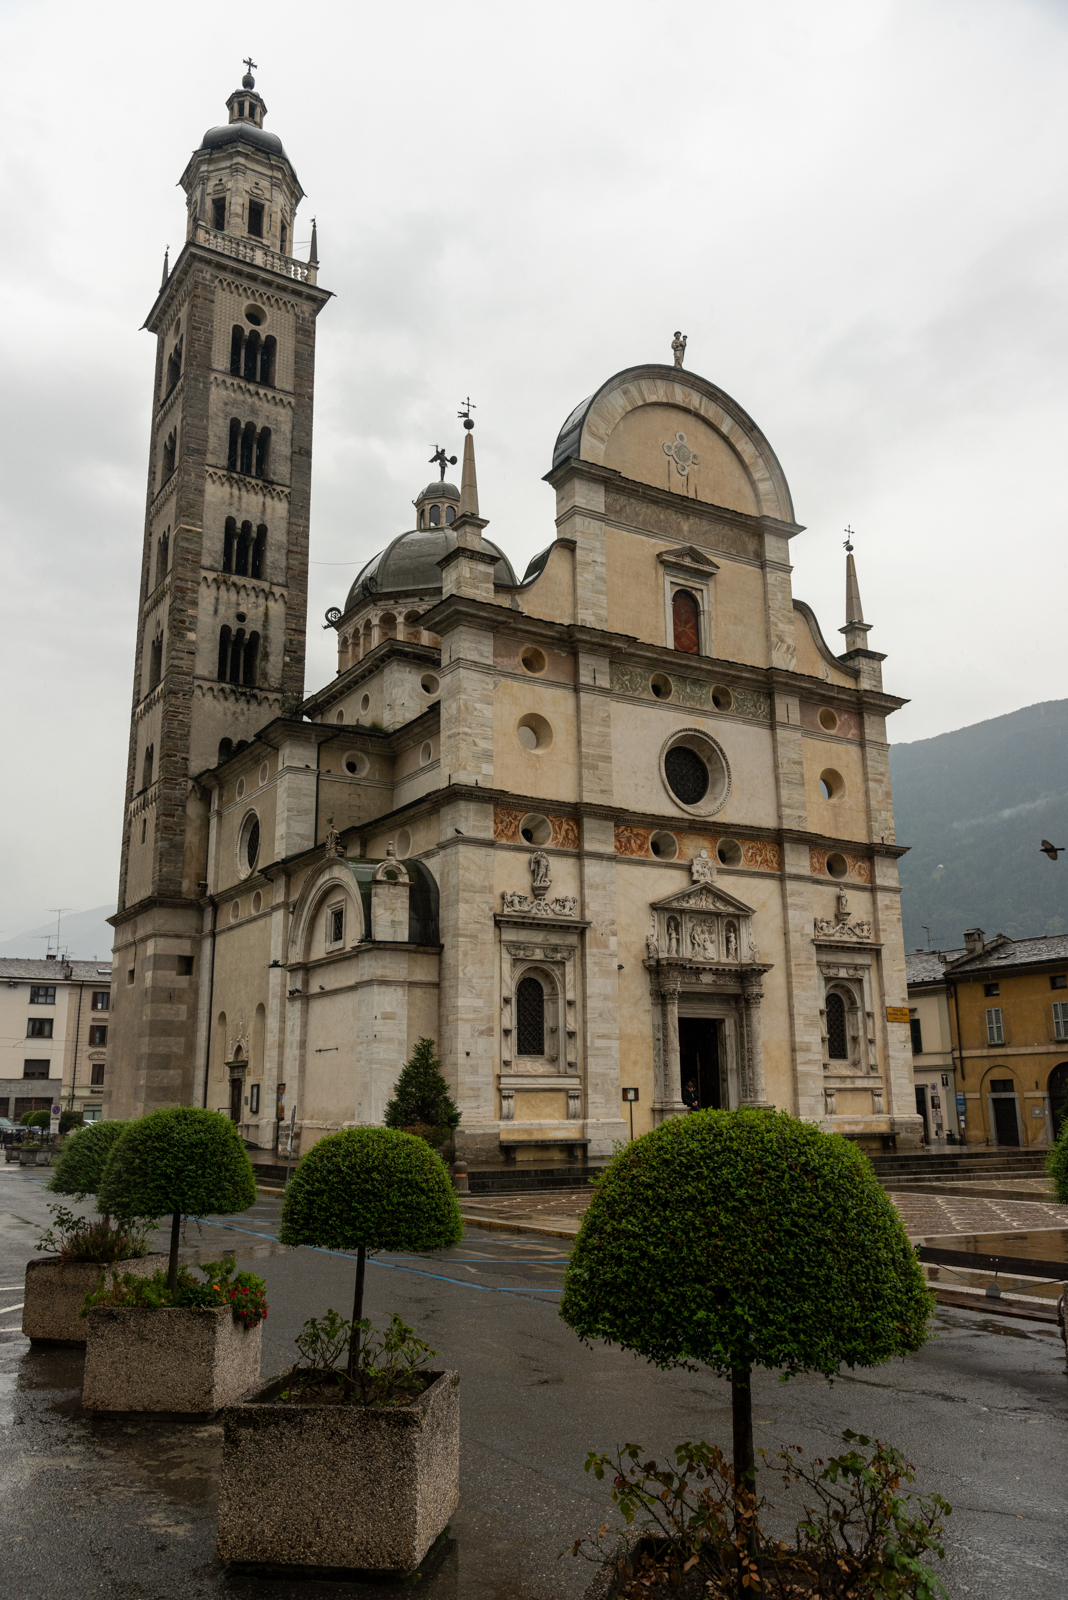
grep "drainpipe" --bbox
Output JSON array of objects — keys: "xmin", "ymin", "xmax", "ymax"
[
  {"xmin": 200, "ymin": 902, "xmax": 218, "ymax": 1108},
  {"xmin": 68, "ymin": 980, "xmax": 84, "ymax": 1113},
  {"xmin": 948, "ymin": 978, "xmax": 968, "ymax": 1143}
]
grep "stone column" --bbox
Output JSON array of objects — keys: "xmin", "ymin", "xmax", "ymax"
[
  {"xmin": 660, "ymin": 974, "xmax": 682, "ymax": 1108},
  {"xmin": 741, "ymin": 977, "xmax": 767, "ymax": 1106}
]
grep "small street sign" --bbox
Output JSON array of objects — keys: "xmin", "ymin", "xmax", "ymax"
[{"xmin": 885, "ymin": 1006, "xmax": 910, "ymax": 1024}]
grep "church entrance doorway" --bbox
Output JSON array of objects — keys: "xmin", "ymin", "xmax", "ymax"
[
  {"xmin": 229, "ymin": 1075, "xmax": 243, "ymax": 1123},
  {"xmin": 1048, "ymin": 1062, "xmax": 1068, "ymax": 1139},
  {"xmin": 678, "ymin": 1017, "xmax": 723, "ymax": 1109}
]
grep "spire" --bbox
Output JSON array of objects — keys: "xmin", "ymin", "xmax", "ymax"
[
  {"xmin": 845, "ymin": 549, "xmax": 864, "ymax": 625},
  {"xmin": 160, "ymin": 246, "xmax": 170, "ymax": 288},
  {"xmin": 458, "ymin": 417, "xmax": 479, "ymax": 517},
  {"xmin": 309, "ymin": 216, "xmax": 319, "ymax": 267},
  {"xmin": 838, "ymin": 527, "xmax": 882, "ymax": 690}
]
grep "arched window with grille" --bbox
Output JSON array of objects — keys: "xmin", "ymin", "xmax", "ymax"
[
  {"xmin": 229, "ymin": 628, "xmax": 246, "ymax": 684},
  {"xmin": 155, "ymin": 530, "xmax": 169, "ymax": 586},
  {"xmin": 148, "ymin": 632, "xmax": 163, "ymax": 692},
  {"xmin": 141, "ymin": 744, "xmax": 154, "ymax": 790},
  {"xmin": 243, "ymin": 631, "xmax": 260, "ymax": 686},
  {"xmin": 826, "ymin": 992, "xmax": 849, "ymax": 1060},
  {"xmin": 672, "ymin": 589, "xmax": 701, "ymax": 654},
  {"xmin": 516, "ymin": 975, "xmax": 545, "ymax": 1056}
]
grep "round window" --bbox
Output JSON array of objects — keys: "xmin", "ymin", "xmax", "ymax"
[
  {"xmin": 238, "ymin": 811, "xmax": 260, "ymax": 876},
  {"xmin": 818, "ymin": 708, "xmax": 838, "ymax": 732},
  {"xmin": 420, "ymin": 674, "xmax": 440, "ymax": 696},
  {"xmin": 649, "ymin": 830, "xmax": 678, "ymax": 859},
  {"xmin": 521, "ymin": 647, "xmax": 546, "ymax": 675},
  {"xmin": 819, "ymin": 769, "xmax": 844, "ymax": 801},
  {"xmin": 826, "ymin": 852, "xmax": 848, "ymax": 879},
  {"xmin": 420, "ymin": 741, "xmax": 434, "ymax": 764},
  {"xmin": 343, "ymin": 752, "xmax": 369, "ymax": 777},
  {"xmin": 360, "ymin": 693, "xmax": 370, "ymax": 714},
  {"xmin": 519, "ymin": 813, "xmax": 552, "ymax": 845},
  {"xmin": 258, "ymin": 761, "xmax": 269, "ymax": 786},
  {"xmin": 650, "ymin": 673, "xmax": 673, "ymax": 700},
  {"xmin": 244, "ymin": 304, "xmax": 265, "ymax": 325},
  {"xmin": 395, "ymin": 828, "xmax": 412, "ymax": 858},
  {"xmin": 516, "ymin": 713, "xmax": 553, "ymax": 753},
  {"xmin": 659, "ymin": 729, "xmax": 731, "ymax": 816},
  {"xmin": 717, "ymin": 837, "xmax": 743, "ymax": 867},
  {"xmin": 252, "ymin": 890, "xmax": 262, "ymax": 913},
  {"xmin": 230, "ymin": 901, "xmax": 241, "ymax": 923},
  {"xmin": 236, "ymin": 777, "xmax": 245, "ymax": 799},
  {"xmin": 711, "ymin": 686, "xmax": 733, "ymax": 712},
  {"xmin": 245, "ymin": 818, "xmax": 260, "ymax": 871}
]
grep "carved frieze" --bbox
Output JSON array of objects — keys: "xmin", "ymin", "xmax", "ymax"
[{"xmin": 494, "ymin": 807, "xmax": 579, "ymax": 850}]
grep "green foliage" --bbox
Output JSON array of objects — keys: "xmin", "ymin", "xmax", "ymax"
[
  {"xmin": 21, "ymin": 1110, "xmax": 50, "ymax": 1128},
  {"xmin": 36, "ymin": 1203, "xmax": 154, "ymax": 1264},
  {"xmin": 383, "ymin": 1037, "xmax": 461, "ymax": 1146},
  {"xmin": 1048, "ymin": 1114, "xmax": 1068, "ymax": 1203},
  {"xmin": 49, "ymin": 1120, "xmax": 132, "ymax": 1198},
  {"xmin": 279, "ymin": 1126, "xmax": 463, "ymax": 1253},
  {"xmin": 59, "ymin": 1110, "xmax": 83, "ymax": 1134},
  {"xmin": 96, "ymin": 1107, "xmax": 257, "ymax": 1220},
  {"xmin": 81, "ymin": 1256, "xmax": 268, "ymax": 1327},
  {"xmin": 571, "ymin": 1432, "xmax": 950, "ymax": 1599},
  {"xmin": 560, "ymin": 1108, "xmax": 933, "ymax": 1380},
  {"xmin": 279, "ymin": 1310, "xmax": 437, "ymax": 1407}
]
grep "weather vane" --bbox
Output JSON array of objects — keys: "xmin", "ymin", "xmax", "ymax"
[
  {"xmin": 430, "ymin": 444, "xmax": 457, "ymax": 481},
  {"xmin": 843, "ymin": 525, "xmax": 855, "ymax": 553},
  {"xmin": 457, "ymin": 397, "xmax": 476, "ymax": 429}
]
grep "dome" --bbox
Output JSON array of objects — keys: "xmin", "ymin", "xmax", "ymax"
[
  {"xmin": 344, "ymin": 526, "xmax": 518, "ymax": 613},
  {"xmin": 417, "ymin": 480, "xmax": 459, "ymax": 502},
  {"xmin": 199, "ymin": 123, "xmax": 287, "ymax": 159}
]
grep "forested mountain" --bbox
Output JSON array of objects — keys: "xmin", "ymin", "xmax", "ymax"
[{"xmin": 890, "ymin": 700, "xmax": 1068, "ymax": 951}]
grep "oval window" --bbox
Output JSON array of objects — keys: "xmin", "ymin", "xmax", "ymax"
[{"xmin": 665, "ymin": 745, "xmax": 709, "ymax": 805}]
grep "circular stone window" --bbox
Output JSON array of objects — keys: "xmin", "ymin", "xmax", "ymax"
[
  {"xmin": 258, "ymin": 761, "xmax": 269, "ymax": 786},
  {"xmin": 516, "ymin": 713, "xmax": 553, "ymax": 753},
  {"xmin": 420, "ymin": 673, "xmax": 440, "ymax": 696},
  {"xmin": 819, "ymin": 769, "xmax": 844, "ymax": 800},
  {"xmin": 395, "ymin": 828, "xmax": 412, "ymax": 858},
  {"xmin": 649, "ymin": 830, "xmax": 678, "ymax": 859},
  {"xmin": 826, "ymin": 851, "xmax": 848, "ymax": 879},
  {"xmin": 238, "ymin": 811, "xmax": 260, "ymax": 876},
  {"xmin": 420, "ymin": 741, "xmax": 434, "ymax": 765},
  {"xmin": 236, "ymin": 777, "xmax": 245, "ymax": 799},
  {"xmin": 660, "ymin": 729, "xmax": 731, "ymax": 816},
  {"xmin": 818, "ymin": 707, "xmax": 838, "ymax": 732},
  {"xmin": 360, "ymin": 693, "xmax": 371, "ymax": 714},
  {"xmin": 244, "ymin": 304, "xmax": 265, "ymax": 325},
  {"xmin": 521, "ymin": 646, "xmax": 547, "ymax": 675},
  {"xmin": 343, "ymin": 752, "xmax": 369, "ymax": 777},
  {"xmin": 650, "ymin": 673, "xmax": 673, "ymax": 700},
  {"xmin": 252, "ymin": 890, "xmax": 262, "ymax": 914},
  {"xmin": 519, "ymin": 813, "xmax": 552, "ymax": 845},
  {"xmin": 711, "ymin": 686, "xmax": 734, "ymax": 712},
  {"xmin": 229, "ymin": 901, "xmax": 241, "ymax": 923},
  {"xmin": 716, "ymin": 837, "xmax": 743, "ymax": 867}
]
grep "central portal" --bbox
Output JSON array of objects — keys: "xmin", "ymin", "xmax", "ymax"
[{"xmin": 678, "ymin": 1017, "xmax": 724, "ymax": 1109}]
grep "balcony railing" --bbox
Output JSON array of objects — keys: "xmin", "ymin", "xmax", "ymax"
[{"xmin": 190, "ymin": 222, "xmax": 318, "ymax": 284}]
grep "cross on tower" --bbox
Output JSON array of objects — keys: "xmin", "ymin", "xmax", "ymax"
[
  {"xmin": 843, "ymin": 525, "xmax": 855, "ymax": 553},
  {"xmin": 457, "ymin": 397, "xmax": 476, "ymax": 421},
  {"xmin": 243, "ymin": 57, "xmax": 258, "ymax": 76}
]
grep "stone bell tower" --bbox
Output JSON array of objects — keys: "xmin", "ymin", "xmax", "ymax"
[{"xmin": 108, "ymin": 66, "xmax": 331, "ymax": 1118}]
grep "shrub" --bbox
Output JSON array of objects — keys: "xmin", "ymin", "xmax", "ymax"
[
  {"xmin": 560, "ymin": 1109, "xmax": 933, "ymax": 1491},
  {"xmin": 59, "ymin": 1110, "xmax": 83, "ymax": 1134},
  {"xmin": 97, "ymin": 1107, "xmax": 257, "ymax": 1291},
  {"xmin": 1048, "ymin": 1114, "xmax": 1068, "ymax": 1203},
  {"xmin": 280, "ymin": 1126, "xmax": 462, "ymax": 1376},
  {"xmin": 82, "ymin": 1256, "xmax": 267, "ymax": 1328},
  {"xmin": 21, "ymin": 1110, "xmax": 50, "ymax": 1128},
  {"xmin": 383, "ymin": 1037, "xmax": 461, "ymax": 1148},
  {"xmin": 50, "ymin": 1120, "xmax": 132, "ymax": 1199},
  {"xmin": 279, "ymin": 1310, "xmax": 437, "ymax": 1407},
  {"xmin": 36, "ymin": 1203, "xmax": 154, "ymax": 1264}
]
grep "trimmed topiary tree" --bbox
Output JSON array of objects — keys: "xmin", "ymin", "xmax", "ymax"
[
  {"xmin": 1048, "ymin": 1112, "xmax": 1068, "ymax": 1203},
  {"xmin": 49, "ymin": 1119, "xmax": 131, "ymax": 1200},
  {"xmin": 560, "ymin": 1108, "xmax": 933, "ymax": 1491},
  {"xmin": 383, "ymin": 1037, "xmax": 461, "ymax": 1148},
  {"xmin": 21, "ymin": 1109, "xmax": 50, "ymax": 1129},
  {"xmin": 97, "ymin": 1107, "xmax": 257, "ymax": 1293},
  {"xmin": 280, "ymin": 1126, "xmax": 463, "ymax": 1375}
]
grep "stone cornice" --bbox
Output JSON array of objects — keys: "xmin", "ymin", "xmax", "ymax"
[
  {"xmin": 545, "ymin": 457, "xmax": 804, "ymax": 541},
  {"xmin": 300, "ymin": 638, "xmax": 441, "ymax": 715},
  {"xmin": 144, "ymin": 240, "xmax": 331, "ymax": 334}
]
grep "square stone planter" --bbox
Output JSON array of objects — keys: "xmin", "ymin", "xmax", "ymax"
[
  {"xmin": 217, "ymin": 1368, "xmax": 460, "ymax": 1574},
  {"xmin": 4, "ymin": 1145, "xmax": 20, "ymax": 1162},
  {"xmin": 23, "ymin": 1253, "xmax": 167, "ymax": 1344},
  {"xmin": 83, "ymin": 1304, "xmax": 261, "ymax": 1416}
]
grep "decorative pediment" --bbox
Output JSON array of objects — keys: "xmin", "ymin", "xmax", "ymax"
[
  {"xmin": 657, "ymin": 545, "xmax": 720, "ymax": 573},
  {"xmin": 648, "ymin": 862, "xmax": 759, "ymax": 967},
  {"xmin": 651, "ymin": 882, "xmax": 755, "ymax": 918}
]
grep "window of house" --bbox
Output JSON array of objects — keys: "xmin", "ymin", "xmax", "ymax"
[
  {"xmin": 986, "ymin": 1007, "xmax": 1004, "ymax": 1045},
  {"xmin": 29, "ymin": 986, "xmax": 56, "ymax": 1005},
  {"xmin": 148, "ymin": 633, "xmax": 163, "ymax": 692},
  {"xmin": 27, "ymin": 1018, "xmax": 53, "ymax": 1039},
  {"xmin": 516, "ymin": 975, "xmax": 545, "ymax": 1056},
  {"xmin": 328, "ymin": 905, "xmax": 344, "ymax": 945},
  {"xmin": 91, "ymin": 1062, "xmax": 105, "ymax": 1085},
  {"xmin": 230, "ymin": 326, "xmax": 244, "ymax": 376},
  {"xmin": 259, "ymin": 337, "xmax": 276, "ymax": 386},
  {"xmin": 910, "ymin": 1016, "xmax": 923, "ymax": 1055},
  {"xmin": 825, "ymin": 992, "xmax": 849, "ymax": 1059},
  {"xmin": 0, "ymin": 1099, "xmax": 8, "ymax": 1117},
  {"xmin": 91, "ymin": 991, "xmax": 109, "ymax": 1011},
  {"xmin": 1051, "ymin": 974, "xmax": 1067, "ymax": 990},
  {"xmin": 23, "ymin": 1060, "xmax": 50, "ymax": 1078},
  {"xmin": 249, "ymin": 1083, "xmax": 260, "ymax": 1114},
  {"xmin": 248, "ymin": 201, "xmax": 264, "ymax": 238},
  {"xmin": 241, "ymin": 421, "xmax": 256, "ymax": 475},
  {"xmin": 89, "ymin": 1024, "xmax": 107, "ymax": 1047},
  {"xmin": 156, "ymin": 530, "xmax": 169, "ymax": 586},
  {"xmin": 989, "ymin": 1078, "xmax": 1014, "ymax": 1093},
  {"xmin": 671, "ymin": 589, "xmax": 701, "ymax": 654},
  {"xmin": 1054, "ymin": 1002, "xmax": 1068, "ymax": 1042},
  {"xmin": 245, "ymin": 817, "xmax": 260, "ymax": 872},
  {"xmin": 984, "ymin": 983, "xmax": 1000, "ymax": 997},
  {"xmin": 228, "ymin": 417, "xmax": 241, "ymax": 472},
  {"xmin": 212, "ymin": 196, "xmax": 226, "ymax": 230}
]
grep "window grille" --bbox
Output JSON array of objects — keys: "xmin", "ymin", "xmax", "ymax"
[
  {"xmin": 826, "ymin": 992, "xmax": 849, "ymax": 1060},
  {"xmin": 1054, "ymin": 1002, "xmax": 1068, "ymax": 1041},
  {"xmin": 985, "ymin": 1007, "xmax": 1004, "ymax": 1045},
  {"xmin": 516, "ymin": 976, "xmax": 545, "ymax": 1056},
  {"xmin": 329, "ymin": 906, "xmax": 344, "ymax": 944}
]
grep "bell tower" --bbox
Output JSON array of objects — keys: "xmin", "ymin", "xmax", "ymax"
[{"xmin": 108, "ymin": 67, "xmax": 331, "ymax": 1118}]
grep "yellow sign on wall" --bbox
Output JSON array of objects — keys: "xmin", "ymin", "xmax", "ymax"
[{"xmin": 885, "ymin": 1006, "xmax": 911, "ymax": 1024}]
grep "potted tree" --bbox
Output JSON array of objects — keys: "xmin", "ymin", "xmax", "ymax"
[
  {"xmin": 19, "ymin": 1109, "xmax": 52, "ymax": 1165},
  {"xmin": 23, "ymin": 1120, "xmax": 163, "ymax": 1343},
  {"xmin": 561, "ymin": 1108, "xmax": 933, "ymax": 1591},
  {"xmin": 216, "ymin": 1126, "xmax": 463, "ymax": 1575},
  {"xmin": 384, "ymin": 1037, "xmax": 461, "ymax": 1156},
  {"xmin": 82, "ymin": 1107, "xmax": 262, "ymax": 1415}
]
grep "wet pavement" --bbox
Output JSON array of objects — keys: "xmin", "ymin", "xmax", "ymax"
[{"xmin": 2, "ymin": 1168, "xmax": 1067, "ymax": 1598}]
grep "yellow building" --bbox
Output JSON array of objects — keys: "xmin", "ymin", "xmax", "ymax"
[
  {"xmin": 905, "ymin": 949, "xmax": 961, "ymax": 1145},
  {"xmin": 938, "ymin": 929, "xmax": 1068, "ymax": 1147}
]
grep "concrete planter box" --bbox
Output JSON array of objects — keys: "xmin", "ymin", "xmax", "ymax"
[
  {"xmin": 23, "ymin": 1253, "xmax": 167, "ymax": 1344},
  {"xmin": 19, "ymin": 1147, "xmax": 51, "ymax": 1167},
  {"xmin": 83, "ymin": 1304, "xmax": 261, "ymax": 1416},
  {"xmin": 217, "ymin": 1368, "xmax": 460, "ymax": 1574},
  {"xmin": 4, "ymin": 1145, "xmax": 20, "ymax": 1162}
]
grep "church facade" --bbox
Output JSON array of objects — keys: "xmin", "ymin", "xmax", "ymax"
[{"xmin": 107, "ymin": 73, "xmax": 922, "ymax": 1160}]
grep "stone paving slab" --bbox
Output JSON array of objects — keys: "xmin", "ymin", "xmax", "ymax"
[{"xmin": 888, "ymin": 1190, "xmax": 1068, "ymax": 1240}]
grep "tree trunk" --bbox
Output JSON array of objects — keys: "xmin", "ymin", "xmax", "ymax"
[
  {"xmin": 346, "ymin": 1244, "xmax": 367, "ymax": 1381},
  {"xmin": 731, "ymin": 1365, "xmax": 761, "ymax": 1596},
  {"xmin": 167, "ymin": 1208, "xmax": 182, "ymax": 1295}
]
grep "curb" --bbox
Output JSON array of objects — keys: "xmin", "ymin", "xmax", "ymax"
[{"xmin": 459, "ymin": 1210, "xmax": 580, "ymax": 1241}]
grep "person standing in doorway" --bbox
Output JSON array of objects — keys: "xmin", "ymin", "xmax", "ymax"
[{"xmin": 682, "ymin": 1078, "xmax": 699, "ymax": 1110}]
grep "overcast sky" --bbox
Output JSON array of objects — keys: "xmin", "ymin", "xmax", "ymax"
[{"xmin": 1, "ymin": 0, "xmax": 1066, "ymax": 940}]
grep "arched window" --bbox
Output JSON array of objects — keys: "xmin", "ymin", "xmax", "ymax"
[
  {"xmin": 217, "ymin": 625, "xmax": 232, "ymax": 681},
  {"xmin": 164, "ymin": 337, "xmax": 182, "ymax": 396},
  {"xmin": 141, "ymin": 744, "xmax": 154, "ymax": 790},
  {"xmin": 162, "ymin": 429, "xmax": 177, "ymax": 481},
  {"xmin": 428, "ymin": 503, "xmax": 441, "ymax": 526},
  {"xmin": 254, "ymin": 426, "xmax": 271, "ymax": 479},
  {"xmin": 229, "ymin": 628, "xmax": 246, "ymax": 684},
  {"xmin": 218, "ymin": 737, "xmax": 233, "ymax": 764},
  {"xmin": 223, "ymin": 517, "xmax": 236, "ymax": 573},
  {"xmin": 260, "ymin": 336, "xmax": 276, "ymax": 386},
  {"xmin": 229, "ymin": 326, "xmax": 244, "ymax": 377},
  {"xmin": 516, "ymin": 975, "xmax": 545, "ymax": 1056},
  {"xmin": 379, "ymin": 612, "xmax": 397, "ymax": 640},
  {"xmin": 243, "ymin": 329, "xmax": 260, "ymax": 382},
  {"xmin": 156, "ymin": 530, "xmax": 169, "ymax": 586},
  {"xmin": 418, "ymin": 509, "xmax": 425, "ymax": 528},
  {"xmin": 251, "ymin": 525, "xmax": 266, "ymax": 579},
  {"xmin": 227, "ymin": 418, "xmax": 241, "ymax": 472},
  {"xmin": 826, "ymin": 992, "xmax": 849, "ymax": 1060},
  {"xmin": 243, "ymin": 631, "xmax": 260, "ymax": 686},
  {"xmin": 672, "ymin": 589, "xmax": 701, "ymax": 654},
  {"xmin": 445, "ymin": 505, "xmax": 456, "ymax": 524},
  {"xmin": 235, "ymin": 521, "xmax": 252, "ymax": 576},
  {"xmin": 404, "ymin": 610, "xmax": 422, "ymax": 641},
  {"xmin": 148, "ymin": 633, "xmax": 163, "ymax": 691},
  {"xmin": 240, "ymin": 421, "xmax": 255, "ymax": 476},
  {"xmin": 279, "ymin": 219, "xmax": 289, "ymax": 254}
]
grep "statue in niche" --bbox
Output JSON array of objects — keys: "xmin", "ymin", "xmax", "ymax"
[
  {"xmin": 646, "ymin": 912, "xmax": 659, "ymax": 960},
  {"xmin": 835, "ymin": 887, "xmax": 850, "ymax": 923},
  {"xmin": 690, "ymin": 921, "xmax": 715, "ymax": 959},
  {"xmin": 529, "ymin": 850, "xmax": 551, "ymax": 899},
  {"xmin": 667, "ymin": 917, "xmax": 680, "ymax": 956},
  {"xmin": 323, "ymin": 820, "xmax": 343, "ymax": 859},
  {"xmin": 725, "ymin": 922, "xmax": 738, "ymax": 960}
]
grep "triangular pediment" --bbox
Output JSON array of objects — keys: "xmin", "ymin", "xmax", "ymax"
[
  {"xmin": 657, "ymin": 544, "xmax": 720, "ymax": 572},
  {"xmin": 652, "ymin": 882, "xmax": 755, "ymax": 917}
]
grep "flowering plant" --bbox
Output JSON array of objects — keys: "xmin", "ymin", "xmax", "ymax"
[{"xmin": 81, "ymin": 1254, "xmax": 268, "ymax": 1328}]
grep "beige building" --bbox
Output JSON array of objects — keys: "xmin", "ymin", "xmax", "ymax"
[
  {"xmin": 107, "ymin": 71, "xmax": 922, "ymax": 1161},
  {"xmin": 905, "ymin": 949, "xmax": 963, "ymax": 1144},
  {"xmin": 0, "ymin": 957, "xmax": 113, "ymax": 1123}
]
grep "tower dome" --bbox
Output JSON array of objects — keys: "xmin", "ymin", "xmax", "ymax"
[{"xmin": 344, "ymin": 525, "xmax": 517, "ymax": 613}]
